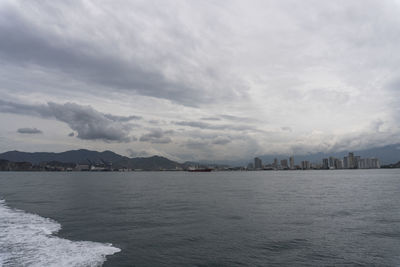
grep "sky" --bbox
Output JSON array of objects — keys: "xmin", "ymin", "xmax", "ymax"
[{"xmin": 1, "ymin": 0, "xmax": 400, "ymax": 162}]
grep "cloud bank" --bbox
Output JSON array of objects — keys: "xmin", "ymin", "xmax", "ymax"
[{"xmin": 1, "ymin": 0, "xmax": 400, "ymax": 161}]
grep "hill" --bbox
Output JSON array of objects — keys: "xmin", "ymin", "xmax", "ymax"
[
  {"xmin": 381, "ymin": 161, "xmax": 400, "ymax": 168},
  {"xmin": 0, "ymin": 149, "xmax": 183, "ymax": 171}
]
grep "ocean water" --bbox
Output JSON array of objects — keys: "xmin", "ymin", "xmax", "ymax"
[{"xmin": 0, "ymin": 170, "xmax": 399, "ymax": 266}]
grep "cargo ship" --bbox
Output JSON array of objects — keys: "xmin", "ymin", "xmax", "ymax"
[{"xmin": 187, "ymin": 167, "xmax": 213, "ymax": 172}]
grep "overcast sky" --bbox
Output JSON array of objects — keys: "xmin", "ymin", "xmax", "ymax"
[{"xmin": 1, "ymin": 0, "xmax": 400, "ymax": 162}]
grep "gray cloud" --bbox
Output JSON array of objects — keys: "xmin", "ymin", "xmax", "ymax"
[
  {"xmin": 17, "ymin": 128, "xmax": 42, "ymax": 134},
  {"xmin": 174, "ymin": 120, "xmax": 264, "ymax": 133},
  {"xmin": 127, "ymin": 148, "xmax": 152, "ymax": 158},
  {"xmin": 212, "ymin": 137, "xmax": 231, "ymax": 145},
  {"xmin": 139, "ymin": 128, "xmax": 172, "ymax": 144},
  {"xmin": 201, "ymin": 117, "xmax": 221, "ymax": 121},
  {"xmin": 104, "ymin": 114, "xmax": 142, "ymax": 122},
  {"xmin": 0, "ymin": 100, "xmax": 52, "ymax": 118},
  {"xmin": 0, "ymin": 2, "xmax": 247, "ymax": 106},
  {"xmin": 0, "ymin": 100, "xmax": 137, "ymax": 142},
  {"xmin": 281, "ymin": 127, "xmax": 292, "ymax": 132},
  {"xmin": 68, "ymin": 132, "xmax": 75, "ymax": 137},
  {"xmin": 220, "ymin": 114, "xmax": 256, "ymax": 122},
  {"xmin": 148, "ymin": 120, "xmax": 161, "ymax": 125},
  {"xmin": 0, "ymin": 9, "xmax": 181, "ymax": 104},
  {"xmin": 47, "ymin": 102, "xmax": 136, "ymax": 142},
  {"xmin": 184, "ymin": 140, "xmax": 209, "ymax": 150}
]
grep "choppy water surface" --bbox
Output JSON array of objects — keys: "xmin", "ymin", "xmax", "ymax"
[{"xmin": 0, "ymin": 170, "xmax": 399, "ymax": 266}]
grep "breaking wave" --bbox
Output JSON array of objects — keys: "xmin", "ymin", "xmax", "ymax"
[{"xmin": 0, "ymin": 199, "xmax": 120, "ymax": 267}]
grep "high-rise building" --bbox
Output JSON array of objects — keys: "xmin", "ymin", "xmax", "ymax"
[
  {"xmin": 343, "ymin": 156, "xmax": 348, "ymax": 169},
  {"xmin": 371, "ymin": 158, "xmax": 380, "ymax": 168},
  {"xmin": 348, "ymin": 152, "xmax": 355, "ymax": 169},
  {"xmin": 322, "ymin": 158, "xmax": 329, "ymax": 169},
  {"xmin": 301, "ymin": 160, "xmax": 310, "ymax": 170},
  {"xmin": 254, "ymin": 157, "xmax": 262, "ymax": 169},
  {"xmin": 281, "ymin": 159, "xmax": 288, "ymax": 169},
  {"xmin": 335, "ymin": 158, "xmax": 343, "ymax": 169},
  {"xmin": 247, "ymin": 163, "xmax": 254, "ymax": 170},
  {"xmin": 289, "ymin": 156, "xmax": 294, "ymax": 170},
  {"xmin": 329, "ymin": 157, "xmax": 335, "ymax": 169},
  {"xmin": 354, "ymin": 156, "xmax": 360, "ymax": 169},
  {"xmin": 358, "ymin": 157, "xmax": 380, "ymax": 169},
  {"xmin": 273, "ymin": 158, "xmax": 278, "ymax": 168}
]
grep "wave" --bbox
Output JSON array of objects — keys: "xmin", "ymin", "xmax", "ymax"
[{"xmin": 0, "ymin": 199, "xmax": 120, "ymax": 267}]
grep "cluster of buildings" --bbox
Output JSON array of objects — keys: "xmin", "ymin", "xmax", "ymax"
[
  {"xmin": 321, "ymin": 152, "xmax": 380, "ymax": 170},
  {"xmin": 0, "ymin": 160, "xmax": 114, "ymax": 172},
  {"xmin": 248, "ymin": 152, "xmax": 380, "ymax": 170},
  {"xmin": 249, "ymin": 156, "xmax": 296, "ymax": 170}
]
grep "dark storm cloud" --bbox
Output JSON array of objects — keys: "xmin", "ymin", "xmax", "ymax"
[
  {"xmin": 0, "ymin": 3, "xmax": 239, "ymax": 106},
  {"xmin": 0, "ymin": 100, "xmax": 137, "ymax": 142},
  {"xmin": 0, "ymin": 17, "xmax": 181, "ymax": 103},
  {"xmin": 0, "ymin": 100, "xmax": 52, "ymax": 118},
  {"xmin": 139, "ymin": 128, "xmax": 172, "ymax": 144},
  {"xmin": 47, "ymin": 102, "xmax": 136, "ymax": 142},
  {"xmin": 17, "ymin": 128, "xmax": 42, "ymax": 134},
  {"xmin": 68, "ymin": 132, "xmax": 75, "ymax": 137}
]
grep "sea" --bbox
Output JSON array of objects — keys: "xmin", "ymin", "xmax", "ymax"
[{"xmin": 0, "ymin": 169, "xmax": 399, "ymax": 267}]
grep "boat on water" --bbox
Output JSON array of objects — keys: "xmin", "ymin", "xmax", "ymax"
[{"xmin": 187, "ymin": 167, "xmax": 213, "ymax": 172}]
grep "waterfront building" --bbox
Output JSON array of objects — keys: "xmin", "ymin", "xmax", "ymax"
[
  {"xmin": 281, "ymin": 159, "xmax": 288, "ymax": 169},
  {"xmin": 289, "ymin": 156, "xmax": 294, "ymax": 170},
  {"xmin": 273, "ymin": 158, "xmax": 278, "ymax": 168},
  {"xmin": 358, "ymin": 158, "xmax": 380, "ymax": 169},
  {"xmin": 354, "ymin": 156, "xmax": 361, "ymax": 169},
  {"xmin": 322, "ymin": 158, "xmax": 329, "ymax": 169},
  {"xmin": 247, "ymin": 163, "xmax": 254, "ymax": 170},
  {"xmin": 348, "ymin": 152, "xmax": 355, "ymax": 169},
  {"xmin": 254, "ymin": 157, "xmax": 262, "ymax": 169},
  {"xmin": 301, "ymin": 160, "xmax": 310, "ymax": 170},
  {"xmin": 371, "ymin": 158, "xmax": 380, "ymax": 168},
  {"xmin": 343, "ymin": 156, "xmax": 348, "ymax": 169},
  {"xmin": 335, "ymin": 159, "xmax": 343, "ymax": 169},
  {"xmin": 329, "ymin": 157, "xmax": 335, "ymax": 169}
]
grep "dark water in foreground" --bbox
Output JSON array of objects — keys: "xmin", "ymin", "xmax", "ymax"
[{"xmin": 0, "ymin": 170, "xmax": 400, "ymax": 266}]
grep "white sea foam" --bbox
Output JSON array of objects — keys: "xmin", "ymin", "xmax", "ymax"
[{"xmin": 0, "ymin": 199, "xmax": 120, "ymax": 267}]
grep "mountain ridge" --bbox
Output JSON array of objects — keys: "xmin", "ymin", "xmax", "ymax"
[{"xmin": 0, "ymin": 149, "xmax": 183, "ymax": 171}]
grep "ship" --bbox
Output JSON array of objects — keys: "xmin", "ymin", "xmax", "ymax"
[{"xmin": 187, "ymin": 167, "xmax": 213, "ymax": 172}]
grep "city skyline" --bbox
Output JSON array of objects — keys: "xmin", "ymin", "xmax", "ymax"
[{"xmin": 249, "ymin": 152, "xmax": 381, "ymax": 171}]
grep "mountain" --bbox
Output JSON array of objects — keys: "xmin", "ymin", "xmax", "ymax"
[
  {"xmin": 0, "ymin": 149, "xmax": 183, "ymax": 171},
  {"xmin": 381, "ymin": 161, "xmax": 400, "ymax": 168},
  {"xmin": 114, "ymin": 156, "xmax": 182, "ymax": 170}
]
